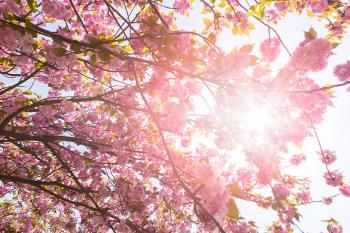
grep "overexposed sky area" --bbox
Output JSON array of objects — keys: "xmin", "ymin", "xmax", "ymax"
[{"xmin": 176, "ymin": 3, "xmax": 350, "ymax": 232}]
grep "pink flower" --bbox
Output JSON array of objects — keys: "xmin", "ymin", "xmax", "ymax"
[
  {"xmin": 173, "ymin": 0, "xmax": 190, "ymax": 14},
  {"xmin": 289, "ymin": 38, "xmax": 332, "ymax": 72},
  {"xmin": 233, "ymin": 11, "xmax": 249, "ymax": 30},
  {"xmin": 327, "ymin": 224, "xmax": 343, "ymax": 233},
  {"xmin": 344, "ymin": 6, "xmax": 350, "ymax": 20},
  {"xmin": 272, "ymin": 183, "xmax": 290, "ymax": 199},
  {"xmin": 0, "ymin": 0, "xmax": 21, "ymax": 14},
  {"xmin": 237, "ymin": 168, "xmax": 253, "ymax": 185},
  {"xmin": 283, "ymin": 205, "xmax": 295, "ymax": 223},
  {"xmin": 0, "ymin": 27, "xmax": 21, "ymax": 50},
  {"xmin": 194, "ymin": 162, "xmax": 218, "ymax": 186},
  {"xmin": 193, "ymin": 163, "xmax": 229, "ymax": 230},
  {"xmin": 256, "ymin": 169, "xmax": 274, "ymax": 186},
  {"xmin": 322, "ymin": 197, "xmax": 333, "ymax": 205},
  {"xmin": 42, "ymin": 0, "xmax": 68, "ymax": 20},
  {"xmin": 320, "ymin": 150, "xmax": 337, "ymax": 165},
  {"xmin": 260, "ymin": 38, "xmax": 281, "ymax": 62},
  {"xmin": 229, "ymin": 51, "xmax": 251, "ymax": 78},
  {"xmin": 290, "ymin": 153, "xmax": 305, "ymax": 166},
  {"xmin": 308, "ymin": 0, "xmax": 329, "ymax": 13},
  {"xmin": 274, "ymin": 2, "xmax": 289, "ymax": 12},
  {"xmin": 339, "ymin": 184, "xmax": 350, "ymax": 197},
  {"xmin": 330, "ymin": 22, "xmax": 344, "ymax": 37},
  {"xmin": 61, "ymin": 100, "xmax": 75, "ymax": 112},
  {"xmin": 159, "ymin": 102, "xmax": 187, "ymax": 134},
  {"xmin": 334, "ymin": 61, "xmax": 350, "ymax": 81},
  {"xmin": 253, "ymin": 66, "xmax": 267, "ymax": 78},
  {"xmin": 324, "ymin": 171, "xmax": 343, "ymax": 187},
  {"xmin": 0, "ymin": 186, "xmax": 9, "ymax": 195},
  {"xmin": 229, "ymin": 221, "xmax": 258, "ymax": 233},
  {"xmin": 265, "ymin": 9, "xmax": 278, "ymax": 22},
  {"xmin": 181, "ymin": 137, "xmax": 190, "ymax": 147},
  {"xmin": 297, "ymin": 191, "xmax": 312, "ymax": 203},
  {"xmin": 24, "ymin": 219, "xmax": 33, "ymax": 233}
]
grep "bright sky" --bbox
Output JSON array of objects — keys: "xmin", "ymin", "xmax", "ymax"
[
  {"xmin": 176, "ymin": 3, "xmax": 350, "ymax": 232},
  {"xmin": 225, "ymin": 12, "xmax": 350, "ymax": 233}
]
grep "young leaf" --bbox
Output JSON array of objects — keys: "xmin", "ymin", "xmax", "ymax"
[
  {"xmin": 304, "ymin": 26, "xmax": 317, "ymax": 40},
  {"xmin": 227, "ymin": 183, "xmax": 245, "ymax": 198},
  {"xmin": 53, "ymin": 48, "xmax": 66, "ymax": 57},
  {"xmin": 227, "ymin": 198, "xmax": 239, "ymax": 220},
  {"xmin": 239, "ymin": 44, "xmax": 254, "ymax": 54}
]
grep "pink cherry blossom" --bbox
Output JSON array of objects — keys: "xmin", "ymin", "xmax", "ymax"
[
  {"xmin": 308, "ymin": 0, "xmax": 329, "ymax": 13},
  {"xmin": 320, "ymin": 150, "xmax": 337, "ymax": 165},
  {"xmin": 173, "ymin": 0, "xmax": 190, "ymax": 14},
  {"xmin": 272, "ymin": 183, "xmax": 290, "ymax": 199},
  {"xmin": 159, "ymin": 101, "xmax": 188, "ymax": 133},
  {"xmin": 323, "ymin": 197, "xmax": 333, "ymax": 205},
  {"xmin": 42, "ymin": 0, "xmax": 68, "ymax": 20},
  {"xmin": 339, "ymin": 184, "xmax": 350, "ymax": 197},
  {"xmin": 274, "ymin": 2, "xmax": 289, "ymax": 12},
  {"xmin": 334, "ymin": 60, "xmax": 350, "ymax": 81},
  {"xmin": 324, "ymin": 171, "xmax": 343, "ymax": 187},
  {"xmin": 344, "ymin": 6, "xmax": 350, "ymax": 20},
  {"xmin": 289, "ymin": 38, "xmax": 332, "ymax": 72},
  {"xmin": 260, "ymin": 38, "xmax": 281, "ymax": 62},
  {"xmin": 290, "ymin": 153, "xmax": 305, "ymax": 166},
  {"xmin": 327, "ymin": 224, "xmax": 343, "ymax": 233}
]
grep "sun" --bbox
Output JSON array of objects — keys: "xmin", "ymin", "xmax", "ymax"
[{"xmin": 245, "ymin": 107, "xmax": 272, "ymax": 133}]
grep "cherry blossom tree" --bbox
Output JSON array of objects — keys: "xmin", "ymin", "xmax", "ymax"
[{"xmin": 0, "ymin": 0, "xmax": 350, "ymax": 232}]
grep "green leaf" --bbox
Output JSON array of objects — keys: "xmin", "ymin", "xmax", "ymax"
[
  {"xmin": 4, "ymin": 12, "xmax": 15, "ymax": 21},
  {"xmin": 309, "ymin": 26, "xmax": 317, "ymax": 38},
  {"xmin": 227, "ymin": 198, "xmax": 239, "ymax": 220},
  {"xmin": 32, "ymin": 43, "xmax": 38, "ymax": 51},
  {"xmin": 227, "ymin": 183, "xmax": 245, "ymax": 198},
  {"xmin": 203, "ymin": 18, "xmax": 211, "ymax": 26},
  {"xmin": 247, "ymin": 5, "xmax": 256, "ymax": 17},
  {"xmin": 38, "ymin": 51, "xmax": 45, "ymax": 57},
  {"xmin": 0, "ymin": 58, "xmax": 10, "ymax": 68},
  {"xmin": 24, "ymin": 18, "xmax": 37, "ymax": 37},
  {"xmin": 239, "ymin": 44, "xmax": 254, "ymax": 54},
  {"xmin": 90, "ymin": 53, "xmax": 97, "ymax": 64},
  {"xmin": 25, "ymin": 17, "xmax": 32, "ymax": 29},
  {"xmin": 141, "ymin": 219, "xmax": 149, "ymax": 227},
  {"xmin": 26, "ymin": 0, "xmax": 37, "ymax": 11},
  {"xmin": 256, "ymin": 5, "xmax": 265, "ymax": 19},
  {"xmin": 304, "ymin": 26, "xmax": 317, "ymax": 40},
  {"xmin": 164, "ymin": 200, "xmax": 172, "ymax": 210},
  {"xmin": 248, "ymin": 4, "xmax": 264, "ymax": 18},
  {"xmin": 332, "ymin": 42, "xmax": 340, "ymax": 49},
  {"xmin": 218, "ymin": 1, "xmax": 226, "ymax": 7},
  {"xmin": 35, "ymin": 61, "xmax": 44, "ymax": 69},
  {"xmin": 71, "ymin": 44, "xmax": 81, "ymax": 53},
  {"xmin": 53, "ymin": 47, "xmax": 66, "ymax": 57},
  {"xmin": 124, "ymin": 44, "xmax": 134, "ymax": 53},
  {"xmin": 23, "ymin": 90, "xmax": 32, "ymax": 95},
  {"xmin": 98, "ymin": 51, "xmax": 112, "ymax": 62}
]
